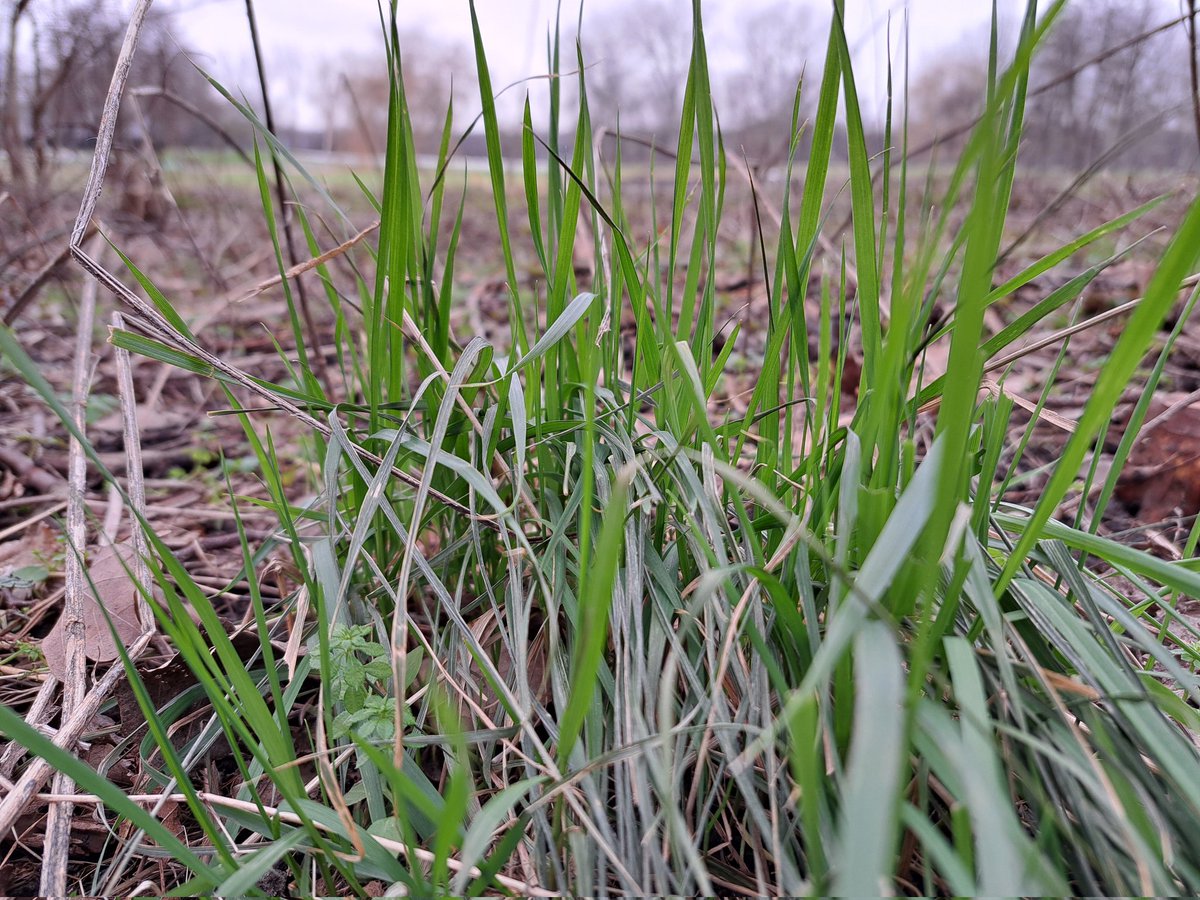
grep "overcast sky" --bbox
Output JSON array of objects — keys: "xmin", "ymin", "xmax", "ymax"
[{"xmin": 159, "ymin": 0, "xmax": 1175, "ymax": 129}]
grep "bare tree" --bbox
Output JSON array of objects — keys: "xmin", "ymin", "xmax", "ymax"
[
  {"xmin": 716, "ymin": 1, "xmax": 819, "ymax": 167},
  {"xmin": 904, "ymin": 1, "xmax": 1194, "ymax": 171},
  {"xmin": 2, "ymin": 0, "xmax": 32, "ymax": 186},
  {"xmin": 327, "ymin": 28, "xmax": 475, "ymax": 158},
  {"xmin": 1, "ymin": 0, "xmax": 228, "ymax": 191},
  {"xmin": 1025, "ymin": 0, "xmax": 1190, "ymax": 169},
  {"xmin": 580, "ymin": 0, "xmax": 693, "ymax": 138}
]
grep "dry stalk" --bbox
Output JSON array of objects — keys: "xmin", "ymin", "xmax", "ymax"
[
  {"xmin": 0, "ymin": 675, "xmax": 57, "ymax": 778},
  {"xmin": 29, "ymin": 790, "xmax": 559, "ymax": 896},
  {"xmin": 595, "ymin": 126, "xmax": 853, "ymax": 291},
  {"xmin": 983, "ymin": 272, "xmax": 1200, "ymax": 374},
  {"xmin": 685, "ymin": 508, "xmax": 807, "ymax": 823},
  {"xmin": 112, "ymin": 310, "xmax": 154, "ymax": 628},
  {"xmin": 127, "ymin": 90, "xmax": 229, "ymax": 292},
  {"xmin": 916, "ymin": 272, "xmax": 1200, "ymax": 416},
  {"xmin": 1190, "ymin": 0, "xmax": 1200, "ymax": 157},
  {"xmin": 1140, "ymin": 384, "xmax": 1200, "ymax": 436},
  {"xmin": 0, "ymin": 631, "xmax": 156, "ymax": 837},
  {"xmin": 398, "ymin": 307, "xmax": 543, "ymax": 522},
  {"xmin": 39, "ymin": 236, "xmax": 100, "ymax": 897},
  {"xmin": 130, "ymin": 86, "xmax": 254, "ymax": 167},
  {"xmin": 241, "ymin": 0, "xmax": 328, "ymax": 386},
  {"xmin": 231, "ymin": 218, "xmax": 380, "ymax": 305}
]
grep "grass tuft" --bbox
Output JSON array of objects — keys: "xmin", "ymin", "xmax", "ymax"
[{"xmin": 4, "ymin": 1, "xmax": 1200, "ymax": 895}]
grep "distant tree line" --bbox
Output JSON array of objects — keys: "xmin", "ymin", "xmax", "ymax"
[
  {"xmin": 3, "ymin": 0, "xmax": 1197, "ymax": 185},
  {"xmin": 1, "ymin": 0, "xmax": 246, "ymax": 192},
  {"xmin": 328, "ymin": 0, "xmax": 1196, "ymax": 172},
  {"xmin": 908, "ymin": 0, "xmax": 1196, "ymax": 171}
]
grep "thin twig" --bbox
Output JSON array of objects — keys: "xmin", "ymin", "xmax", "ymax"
[
  {"xmin": 232, "ymin": 219, "xmax": 379, "ymax": 304},
  {"xmin": 1136, "ymin": 384, "xmax": 1200, "ymax": 437},
  {"xmin": 242, "ymin": 0, "xmax": 329, "ymax": 387},
  {"xmin": 982, "ymin": 275, "xmax": 1199, "ymax": 374},
  {"xmin": 0, "ymin": 219, "xmax": 78, "ymax": 271},
  {"xmin": 996, "ymin": 107, "xmax": 1177, "ymax": 266},
  {"xmin": 201, "ymin": 791, "xmax": 558, "ymax": 896},
  {"xmin": 915, "ymin": 272, "xmax": 1200, "ymax": 415},
  {"xmin": 130, "ymin": 86, "xmax": 253, "ymax": 167},
  {"xmin": 595, "ymin": 126, "xmax": 850, "ymax": 285},
  {"xmin": 69, "ymin": 0, "xmax": 151, "ymax": 251},
  {"xmin": 1189, "ymin": 0, "xmax": 1200, "ymax": 158},
  {"xmin": 27, "ymin": 788, "xmax": 557, "ymax": 895},
  {"xmin": 112, "ymin": 309, "xmax": 154, "ymax": 628},
  {"xmin": 338, "ymin": 71, "xmax": 381, "ymax": 161},
  {"xmin": 0, "ymin": 444, "xmax": 63, "ymax": 494},
  {"xmin": 127, "ymin": 91, "xmax": 230, "ymax": 292}
]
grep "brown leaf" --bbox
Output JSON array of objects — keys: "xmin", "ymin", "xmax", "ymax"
[
  {"xmin": 0, "ymin": 522, "xmax": 59, "ymax": 605},
  {"xmin": 1116, "ymin": 395, "xmax": 1200, "ymax": 524},
  {"xmin": 42, "ymin": 542, "xmax": 145, "ymax": 680}
]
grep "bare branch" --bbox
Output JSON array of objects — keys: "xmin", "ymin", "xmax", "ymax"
[
  {"xmin": 131, "ymin": 85, "xmax": 253, "ymax": 166},
  {"xmin": 906, "ymin": 10, "xmax": 1192, "ymax": 162}
]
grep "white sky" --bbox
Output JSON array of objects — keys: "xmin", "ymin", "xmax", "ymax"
[{"xmin": 159, "ymin": 0, "xmax": 1174, "ymax": 129}]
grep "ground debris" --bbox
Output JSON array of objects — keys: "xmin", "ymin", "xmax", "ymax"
[
  {"xmin": 1116, "ymin": 393, "xmax": 1200, "ymax": 523},
  {"xmin": 40, "ymin": 541, "xmax": 146, "ymax": 680}
]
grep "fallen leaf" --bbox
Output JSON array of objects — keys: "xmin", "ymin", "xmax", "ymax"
[
  {"xmin": 0, "ymin": 522, "xmax": 59, "ymax": 605},
  {"xmin": 42, "ymin": 542, "xmax": 146, "ymax": 680},
  {"xmin": 1115, "ymin": 395, "xmax": 1200, "ymax": 523}
]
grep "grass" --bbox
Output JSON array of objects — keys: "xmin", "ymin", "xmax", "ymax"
[{"xmin": 5, "ymin": 0, "xmax": 1200, "ymax": 894}]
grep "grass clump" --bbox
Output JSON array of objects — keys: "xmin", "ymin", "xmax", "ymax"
[{"xmin": 5, "ymin": 0, "xmax": 1200, "ymax": 895}]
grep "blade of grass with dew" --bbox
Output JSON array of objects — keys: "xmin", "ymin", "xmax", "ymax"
[
  {"xmin": 832, "ymin": 619, "xmax": 905, "ymax": 896},
  {"xmin": 945, "ymin": 636, "xmax": 1047, "ymax": 894},
  {"xmin": 556, "ymin": 470, "xmax": 629, "ymax": 765}
]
